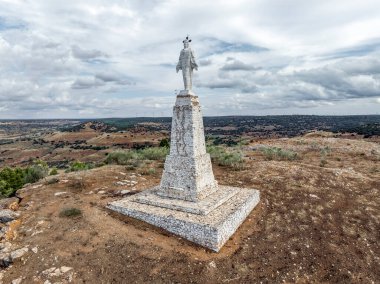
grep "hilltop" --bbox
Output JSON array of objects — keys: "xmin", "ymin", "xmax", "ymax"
[{"xmin": 0, "ymin": 133, "xmax": 379, "ymax": 283}]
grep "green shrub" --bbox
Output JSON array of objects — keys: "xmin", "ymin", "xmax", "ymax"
[
  {"xmin": 49, "ymin": 168, "xmax": 58, "ymax": 175},
  {"xmin": 141, "ymin": 167, "xmax": 156, "ymax": 175},
  {"xmin": 24, "ymin": 160, "xmax": 49, "ymax": 184},
  {"xmin": 59, "ymin": 207, "xmax": 82, "ymax": 218},
  {"xmin": 0, "ymin": 160, "xmax": 51, "ymax": 197},
  {"xmin": 68, "ymin": 161, "xmax": 94, "ymax": 172},
  {"xmin": 261, "ymin": 147, "xmax": 298, "ymax": 161},
  {"xmin": 207, "ymin": 146, "xmax": 244, "ymax": 169},
  {"xmin": 159, "ymin": 138, "xmax": 170, "ymax": 148},
  {"xmin": 320, "ymin": 158, "xmax": 327, "ymax": 167},
  {"xmin": 0, "ymin": 167, "xmax": 25, "ymax": 197},
  {"xmin": 106, "ymin": 147, "xmax": 169, "ymax": 166},
  {"xmin": 138, "ymin": 147, "xmax": 169, "ymax": 161}
]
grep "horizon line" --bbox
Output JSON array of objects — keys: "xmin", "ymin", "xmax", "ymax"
[{"xmin": 1, "ymin": 114, "xmax": 380, "ymax": 120}]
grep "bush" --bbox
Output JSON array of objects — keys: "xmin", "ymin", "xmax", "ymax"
[
  {"xmin": 0, "ymin": 167, "xmax": 25, "ymax": 197},
  {"xmin": 49, "ymin": 168, "xmax": 58, "ymax": 175},
  {"xmin": 0, "ymin": 160, "xmax": 51, "ymax": 197},
  {"xmin": 68, "ymin": 161, "xmax": 94, "ymax": 172},
  {"xmin": 140, "ymin": 167, "xmax": 156, "ymax": 175},
  {"xmin": 261, "ymin": 147, "xmax": 298, "ymax": 161},
  {"xmin": 138, "ymin": 147, "xmax": 168, "ymax": 161},
  {"xmin": 159, "ymin": 138, "xmax": 170, "ymax": 148},
  {"xmin": 105, "ymin": 151, "xmax": 140, "ymax": 165},
  {"xmin": 207, "ymin": 146, "xmax": 244, "ymax": 169},
  {"xmin": 24, "ymin": 160, "xmax": 49, "ymax": 184},
  {"xmin": 59, "ymin": 207, "xmax": 82, "ymax": 218},
  {"xmin": 105, "ymin": 147, "xmax": 169, "ymax": 166}
]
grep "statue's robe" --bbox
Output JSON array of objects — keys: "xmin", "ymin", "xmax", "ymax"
[{"xmin": 177, "ymin": 48, "xmax": 198, "ymax": 90}]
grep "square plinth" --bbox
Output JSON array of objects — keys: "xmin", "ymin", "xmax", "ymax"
[{"xmin": 107, "ymin": 186, "xmax": 260, "ymax": 252}]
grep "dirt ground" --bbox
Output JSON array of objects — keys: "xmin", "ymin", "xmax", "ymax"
[{"xmin": 1, "ymin": 136, "xmax": 379, "ymax": 283}]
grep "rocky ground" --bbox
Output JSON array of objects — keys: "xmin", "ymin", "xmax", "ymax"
[{"xmin": 0, "ymin": 134, "xmax": 379, "ymax": 283}]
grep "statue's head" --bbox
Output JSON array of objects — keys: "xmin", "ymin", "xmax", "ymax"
[{"xmin": 182, "ymin": 36, "xmax": 191, "ymax": 48}]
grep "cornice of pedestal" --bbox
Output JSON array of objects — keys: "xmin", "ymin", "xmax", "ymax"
[{"xmin": 178, "ymin": 89, "xmax": 198, "ymax": 97}]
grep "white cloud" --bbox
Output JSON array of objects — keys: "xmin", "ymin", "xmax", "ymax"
[{"xmin": 0, "ymin": 0, "xmax": 380, "ymax": 118}]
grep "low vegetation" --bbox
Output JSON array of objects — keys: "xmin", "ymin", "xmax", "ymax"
[
  {"xmin": 105, "ymin": 147, "xmax": 169, "ymax": 166},
  {"xmin": 0, "ymin": 160, "xmax": 49, "ymax": 198},
  {"xmin": 260, "ymin": 146, "xmax": 299, "ymax": 161},
  {"xmin": 207, "ymin": 145, "xmax": 244, "ymax": 169},
  {"xmin": 66, "ymin": 161, "xmax": 94, "ymax": 172},
  {"xmin": 59, "ymin": 207, "xmax": 82, "ymax": 218}
]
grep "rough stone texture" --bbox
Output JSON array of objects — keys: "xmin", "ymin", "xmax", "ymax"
[
  {"xmin": 158, "ymin": 92, "xmax": 218, "ymax": 202},
  {"xmin": 0, "ymin": 197, "xmax": 19, "ymax": 210},
  {"xmin": 136, "ymin": 186, "xmax": 239, "ymax": 215},
  {"xmin": 0, "ymin": 209, "xmax": 19, "ymax": 223},
  {"xmin": 108, "ymin": 186, "xmax": 260, "ymax": 252}
]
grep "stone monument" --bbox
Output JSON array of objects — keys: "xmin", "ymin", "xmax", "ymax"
[{"xmin": 108, "ymin": 36, "xmax": 260, "ymax": 252}]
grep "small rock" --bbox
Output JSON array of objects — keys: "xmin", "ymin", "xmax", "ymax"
[
  {"xmin": 0, "ymin": 242, "xmax": 12, "ymax": 253},
  {"xmin": 208, "ymin": 261, "xmax": 216, "ymax": 268},
  {"xmin": 120, "ymin": 190, "xmax": 131, "ymax": 195},
  {"xmin": 10, "ymin": 247, "xmax": 29, "ymax": 261},
  {"xmin": 0, "ymin": 209, "xmax": 19, "ymax": 223},
  {"xmin": 32, "ymin": 184, "xmax": 43, "ymax": 189},
  {"xmin": 0, "ymin": 252, "xmax": 11, "ymax": 267},
  {"xmin": 54, "ymin": 192, "xmax": 67, "ymax": 196},
  {"xmin": 97, "ymin": 191, "xmax": 106, "ymax": 194},
  {"xmin": 0, "ymin": 197, "xmax": 19, "ymax": 210},
  {"xmin": 11, "ymin": 277, "xmax": 22, "ymax": 284},
  {"xmin": 32, "ymin": 247, "xmax": 38, "ymax": 253},
  {"xmin": 60, "ymin": 266, "xmax": 73, "ymax": 273},
  {"xmin": 42, "ymin": 267, "xmax": 56, "ymax": 275}
]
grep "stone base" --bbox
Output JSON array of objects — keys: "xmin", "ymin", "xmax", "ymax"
[{"xmin": 107, "ymin": 186, "xmax": 260, "ymax": 252}]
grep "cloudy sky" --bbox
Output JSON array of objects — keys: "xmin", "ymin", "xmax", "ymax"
[{"xmin": 0, "ymin": 0, "xmax": 380, "ymax": 118}]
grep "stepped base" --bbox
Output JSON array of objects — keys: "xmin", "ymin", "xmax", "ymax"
[
  {"xmin": 107, "ymin": 186, "xmax": 260, "ymax": 252},
  {"xmin": 136, "ymin": 186, "xmax": 239, "ymax": 215}
]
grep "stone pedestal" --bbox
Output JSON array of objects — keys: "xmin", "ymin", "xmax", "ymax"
[
  {"xmin": 158, "ymin": 91, "xmax": 218, "ymax": 201},
  {"xmin": 108, "ymin": 91, "xmax": 260, "ymax": 252}
]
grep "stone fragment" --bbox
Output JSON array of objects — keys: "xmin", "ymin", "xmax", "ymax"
[
  {"xmin": 10, "ymin": 247, "xmax": 29, "ymax": 261},
  {"xmin": 54, "ymin": 192, "xmax": 67, "ymax": 196},
  {"xmin": 0, "ymin": 209, "xmax": 19, "ymax": 223},
  {"xmin": 11, "ymin": 277, "xmax": 22, "ymax": 284},
  {"xmin": 0, "ymin": 197, "xmax": 19, "ymax": 210},
  {"xmin": 60, "ymin": 266, "xmax": 73, "ymax": 273}
]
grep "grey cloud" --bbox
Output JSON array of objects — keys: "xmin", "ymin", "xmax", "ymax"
[
  {"xmin": 199, "ymin": 59, "xmax": 212, "ymax": 66},
  {"xmin": 321, "ymin": 40, "xmax": 380, "ymax": 59},
  {"xmin": 95, "ymin": 72, "xmax": 134, "ymax": 85},
  {"xmin": 71, "ymin": 77, "xmax": 104, "ymax": 89},
  {"xmin": 220, "ymin": 58, "xmax": 261, "ymax": 71},
  {"xmin": 201, "ymin": 37, "xmax": 269, "ymax": 56},
  {"xmin": 71, "ymin": 45, "xmax": 108, "ymax": 60}
]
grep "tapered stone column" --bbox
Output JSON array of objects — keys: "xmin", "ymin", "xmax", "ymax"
[{"xmin": 157, "ymin": 91, "xmax": 218, "ymax": 201}]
